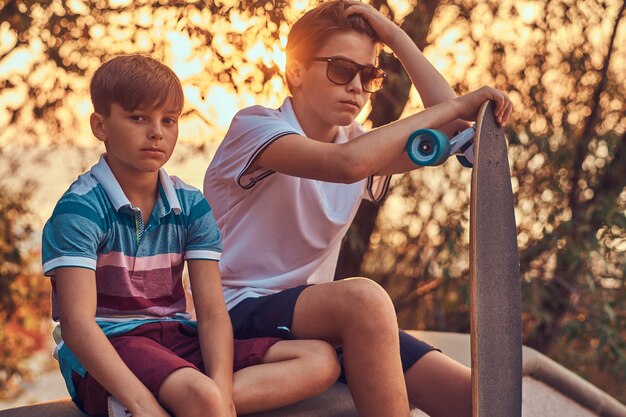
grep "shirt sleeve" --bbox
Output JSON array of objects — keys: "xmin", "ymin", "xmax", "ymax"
[
  {"xmin": 346, "ymin": 122, "xmax": 392, "ymax": 203},
  {"xmin": 365, "ymin": 175, "xmax": 392, "ymax": 202},
  {"xmin": 184, "ymin": 192, "xmax": 223, "ymax": 261},
  {"xmin": 41, "ymin": 197, "xmax": 103, "ymax": 276},
  {"xmin": 217, "ymin": 106, "xmax": 300, "ymax": 189}
]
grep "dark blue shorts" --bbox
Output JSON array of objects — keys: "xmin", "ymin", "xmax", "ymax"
[{"xmin": 228, "ymin": 284, "xmax": 437, "ymax": 382}]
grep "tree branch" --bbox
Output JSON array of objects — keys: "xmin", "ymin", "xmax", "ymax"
[{"xmin": 568, "ymin": 0, "xmax": 625, "ymax": 218}]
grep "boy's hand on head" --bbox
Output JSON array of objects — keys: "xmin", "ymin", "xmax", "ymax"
[
  {"xmin": 455, "ymin": 86, "xmax": 513, "ymax": 127},
  {"xmin": 344, "ymin": 1, "xmax": 403, "ymax": 47}
]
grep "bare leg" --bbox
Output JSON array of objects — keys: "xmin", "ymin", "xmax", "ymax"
[
  {"xmin": 158, "ymin": 367, "xmax": 230, "ymax": 417},
  {"xmin": 290, "ymin": 278, "xmax": 411, "ymax": 417},
  {"xmin": 405, "ymin": 351, "xmax": 472, "ymax": 417},
  {"xmin": 233, "ymin": 339, "xmax": 340, "ymax": 414}
]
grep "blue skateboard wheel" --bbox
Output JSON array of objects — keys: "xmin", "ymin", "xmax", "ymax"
[{"xmin": 406, "ymin": 129, "xmax": 451, "ymax": 166}]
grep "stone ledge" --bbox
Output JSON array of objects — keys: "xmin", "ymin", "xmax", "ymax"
[
  {"xmin": 2, "ymin": 331, "xmax": 625, "ymax": 417},
  {"xmin": 0, "ymin": 383, "xmax": 356, "ymax": 417}
]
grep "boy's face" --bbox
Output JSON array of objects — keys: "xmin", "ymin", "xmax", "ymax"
[
  {"xmin": 289, "ymin": 31, "xmax": 377, "ymax": 128},
  {"xmin": 90, "ymin": 103, "xmax": 180, "ymax": 178}
]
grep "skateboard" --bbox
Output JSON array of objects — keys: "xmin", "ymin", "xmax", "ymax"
[
  {"xmin": 406, "ymin": 126, "xmax": 474, "ymax": 168},
  {"xmin": 469, "ymin": 100, "xmax": 522, "ymax": 417},
  {"xmin": 405, "ymin": 100, "xmax": 522, "ymax": 416}
]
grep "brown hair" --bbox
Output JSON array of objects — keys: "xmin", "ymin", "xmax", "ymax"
[
  {"xmin": 90, "ymin": 54, "xmax": 184, "ymax": 116},
  {"xmin": 285, "ymin": 1, "xmax": 379, "ymax": 90}
]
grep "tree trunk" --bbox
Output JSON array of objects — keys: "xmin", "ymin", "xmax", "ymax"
[{"xmin": 335, "ymin": 0, "xmax": 441, "ymax": 279}]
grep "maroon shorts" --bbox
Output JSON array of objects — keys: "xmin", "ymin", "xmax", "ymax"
[{"xmin": 73, "ymin": 321, "xmax": 280, "ymax": 416}]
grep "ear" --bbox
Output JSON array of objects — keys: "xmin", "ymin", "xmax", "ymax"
[
  {"xmin": 286, "ymin": 60, "xmax": 306, "ymax": 89},
  {"xmin": 90, "ymin": 112, "xmax": 107, "ymax": 143}
]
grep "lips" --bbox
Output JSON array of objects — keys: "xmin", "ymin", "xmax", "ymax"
[
  {"xmin": 340, "ymin": 100, "xmax": 360, "ymax": 110},
  {"xmin": 141, "ymin": 148, "xmax": 166, "ymax": 156}
]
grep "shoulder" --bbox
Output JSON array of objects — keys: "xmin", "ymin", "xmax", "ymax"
[
  {"xmin": 168, "ymin": 176, "xmax": 213, "ymax": 214},
  {"xmin": 228, "ymin": 104, "xmax": 293, "ymax": 134},
  {"xmin": 234, "ymin": 104, "xmax": 282, "ymax": 120},
  {"xmin": 63, "ymin": 170, "xmax": 105, "ymax": 203},
  {"xmin": 48, "ymin": 171, "xmax": 108, "ymax": 225},
  {"xmin": 168, "ymin": 175, "xmax": 201, "ymax": 194},
  {"xmin": 167, "ymin": 176, "xmax": 204, "ymax": 203}
]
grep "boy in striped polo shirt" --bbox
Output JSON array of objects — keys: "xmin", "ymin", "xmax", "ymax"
[{"xmin": 42, "ymin": 55, "xmax": 339, "ymax": 417}]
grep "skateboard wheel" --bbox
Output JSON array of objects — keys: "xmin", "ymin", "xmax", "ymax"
[
  {"xmin": 406, "ymin": 129, "xmax": 450, "ymax": 166},
  {"xmin": 456, "ymin": 154, "xmax": 473, "ymax": 168}
]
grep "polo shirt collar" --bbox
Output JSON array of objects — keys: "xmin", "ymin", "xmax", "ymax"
[
  {"xmin": 281, "ymin": 98, "xmax": 349, "ymax": 144},
  {"xmin": 91, "ymin": 155, "xmax": 182, "ymax": 217}
]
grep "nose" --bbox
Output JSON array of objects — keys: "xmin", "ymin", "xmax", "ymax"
[
  {"xmin": 149, "ymin": 121, "xmax": 163, "ymax": 140},
  {"xmin": 346, "ymin": 70, "xmax": 363, "ymax": 93}
]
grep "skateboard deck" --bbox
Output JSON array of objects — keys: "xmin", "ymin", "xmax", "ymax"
[{"xmin": 470, "ymin": 100, "xmax": 522, "ymax": 417}]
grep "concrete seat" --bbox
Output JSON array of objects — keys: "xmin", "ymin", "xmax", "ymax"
[
  {"xmin": 2, "ymin": 331, "xmax": 625, "ymax": 417},
  {"xmin": 0, "ymin": 383, "xmax": 357, "ymax": 417}
]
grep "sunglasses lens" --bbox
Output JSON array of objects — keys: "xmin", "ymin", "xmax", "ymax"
[
  {"xmin": 362, "ymin": 67, "xmax": 386, "ymax": 93},
  {"xmin": 323, "ymin": 58, "xmax": 386, "ymax": 92},
  {"xmin": 327, "ymin": 60, "xmax": 359, "ymax": 85}
]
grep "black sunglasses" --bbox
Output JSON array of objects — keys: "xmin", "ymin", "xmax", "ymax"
[{"xmin": 312, "ymin": 57, "xmax": 386, "ymax": 93}]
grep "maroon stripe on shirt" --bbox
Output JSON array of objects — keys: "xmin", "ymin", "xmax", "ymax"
[
  {"xmin": 95, "ymin": 263, "xmax": 185, "ymax": 312},
  {"xmin": 95, "ymin": 263, "xmax": 184, "ymax": 296},
  {"xmin": 96, "ymin": 282, "xmax": 185, "ymax": 311}
]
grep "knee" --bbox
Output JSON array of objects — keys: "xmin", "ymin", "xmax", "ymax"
[
  {"xmin": 341, "ymin": 278, "xmax": 396, "ymax": 321},
  {"xmin": 180, "ymin": 377, "xmax": 224, "ymax": 414},
  {"xmin": 304, "ymin": 340, "xmax": 341, "ymax": 391}
]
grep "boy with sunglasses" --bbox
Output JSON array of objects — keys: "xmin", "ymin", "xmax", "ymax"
[{"xmin": 204, "ymin": 2, "xmax": 512, "ymax": 416}]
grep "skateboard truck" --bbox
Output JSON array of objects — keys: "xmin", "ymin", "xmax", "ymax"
[{"xmin": 406, "ymin": 126, "xmax": 475, "ymax": 168}]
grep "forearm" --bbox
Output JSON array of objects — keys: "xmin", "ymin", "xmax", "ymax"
[
  {"xmin": 387, "ymin": 30, "xmax": 471, "ymax": 136},
  {"xmin": 186, "ymin": 260, "xmax": 236, "ymax": 416},
  {"xmin": 187, "ymin": 260, "xmax": 234, "ymax": 392},
  {"xmin": 197, "ymin": 311, "xmax": 235, "ymax": 390},
  {"xmin": 262, "ymin": 85, "xmax": 507, "ymax": 181},
  {"xmin": 340, "ymin": 98, "xmax": 463, "ymax": 178},
  {"xmin": 388, "ymin": 30, "xmax": 457, "ymax": 105},
  {"xmin": 61, "ymin": 320, "xmax": 158, "ymax": 413}
]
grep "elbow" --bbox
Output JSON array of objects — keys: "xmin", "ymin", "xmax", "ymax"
[
  {"xmin": 59, "ymin": 317, "xmax": 91, "ymax": 348},
  {"xmin": 337, "ymin": 155, "xmax": 370, "ymax": 184}
]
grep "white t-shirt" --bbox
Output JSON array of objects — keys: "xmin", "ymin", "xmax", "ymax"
[{"xmin": 204, "ymin": 98, "xmax": 390, "ymax": 309}]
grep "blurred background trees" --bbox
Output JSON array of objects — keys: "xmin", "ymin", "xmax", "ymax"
[
  {"xmin": 1, "ymin": 0, "xmax": 624, "ymax": 402},
  {"xmin": 0, "ymin": 155, "xmax": 48, "ymax": 399}
]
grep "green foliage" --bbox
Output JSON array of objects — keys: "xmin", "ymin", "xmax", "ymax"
[
  {"xmin": 357, "ymin": 0, "xmax": 626, "ymax": 402},
  {"xmin": 0, "ymin": 178, "xmax": 50, "ymax": 399},
  {"xmin": 0, "ymin": 0, "xmax": 287, "ymax": 144}
]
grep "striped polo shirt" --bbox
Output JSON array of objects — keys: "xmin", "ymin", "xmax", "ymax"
[{"xmin": 42, "ymin": 156, "xmax": 222, "ymax": 321}]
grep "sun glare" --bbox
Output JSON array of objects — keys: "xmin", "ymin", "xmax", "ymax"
[
  {"xmin": 0, "ymin": 40, "xmax": 43, "ymax": 78},
  {"xmin": 518, "ymin": 2, "xmax": 541, "ymax": 24},
  {"xmin": 108, "ymin": 0, "xmax": 132, "ymax": 8},
  {"xmin": 166, "ymin": 31, "xmax": 205, "ymax": 81},
  {"xmin": 230, "ymin": 10, "xmax": 258, "ymax": 33},
  {"xmin": 247, "ymin": 40, "xmax": 266, "ymax": 61},
  {"xmin": 66, "ymin": 0, "xmax": 89, "ymax": 15},
  {"xmin": 0, "ymin": 22, "xmax": 17, "ymax": 55}
]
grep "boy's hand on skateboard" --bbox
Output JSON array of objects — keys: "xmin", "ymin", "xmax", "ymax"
[
  {"xmin": 455, "ymin": 86, "xmax": 512, "ymax": 127},
  {"xmin": 344, "ymin": 1, "xmax": 405, "ymax": 48}
]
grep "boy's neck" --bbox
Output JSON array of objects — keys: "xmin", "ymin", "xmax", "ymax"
[
  {"xmin": 105, "ymin": 156, "xmax": 159, "ymax": 217},
  {"xmin": 290, "ymin": 95, "xmax": 338, "ymax": 143}
]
